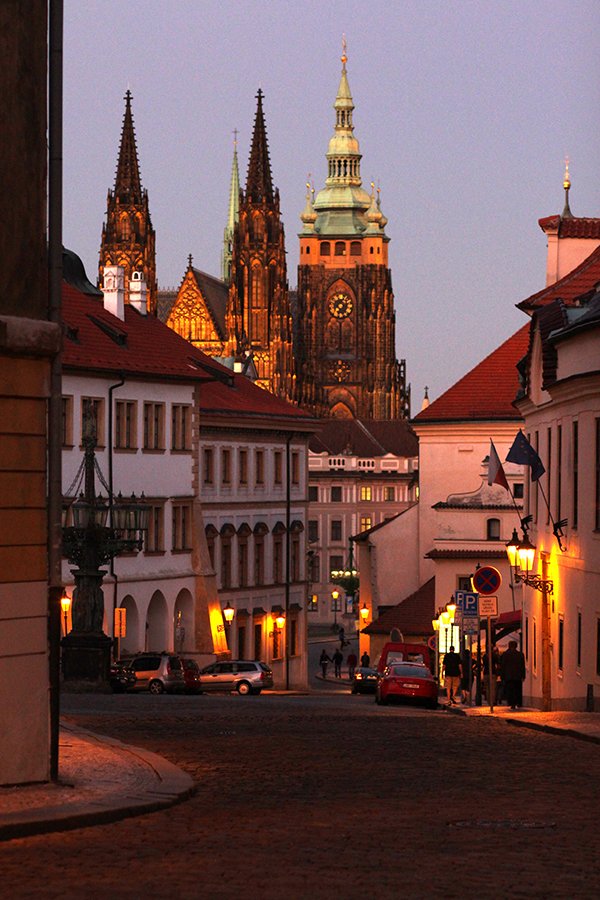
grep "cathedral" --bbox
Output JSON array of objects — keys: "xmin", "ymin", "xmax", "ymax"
[{"xmin": 99, "ymin": 50, "xmax": 409, "ymax": 419}]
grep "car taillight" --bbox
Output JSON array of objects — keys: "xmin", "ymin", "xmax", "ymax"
[
  {"xmin": 260, "ymin": 672, "xmax": 266, "ymax": 680},
  {"xmin": 167, "ymin": 662, "xmax": 172, "ymax": 674}
]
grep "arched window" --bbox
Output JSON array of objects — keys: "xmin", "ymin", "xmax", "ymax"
[
  {"xmin": 350, "ymin": 241, "xmax": 361, "ymax": 256},
  {"xmin": 320, "ymin": 242, "xmax": 331, "ymax": 256},
  {"xmin": 334, "ymin": 241, "xmax": 345, "ymax": 256},
  {"xmin": 486, "ymin": 518, "xmax": 501, "ymax": 540}
]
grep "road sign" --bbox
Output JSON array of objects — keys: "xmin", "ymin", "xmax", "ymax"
[
  {"xmin": 462, "ymin": 618, "xmax": 479, "ymax": 635},
  {"xmin": 472, "ymin": 565, "xmax": 502, "ymax": 596},
  {"xmin": 114, "ymin": 607, "xmax": 126, "ymax": 638},
  {"xmin": 455, "ymin": 591, "xmax": 479, "ymax": 617},
  {"xmin": 479, "ymin": 596, "xmax": 498, "ymax": 617}
]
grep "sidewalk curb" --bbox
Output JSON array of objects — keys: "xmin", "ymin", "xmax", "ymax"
[
  {"xmin": 0, "ymin": 723, "xmax": 195, "ymax": 842},
  {"xmin": 445, "ymin": 704, "xmax": 600, "ymax": 745}
]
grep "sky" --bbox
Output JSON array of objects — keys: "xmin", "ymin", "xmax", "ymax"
[{"xmin": 63, "ymin": 0, "xmax": 600, "ymax": 406}]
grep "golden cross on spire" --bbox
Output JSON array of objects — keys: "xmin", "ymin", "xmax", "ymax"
[
  {"xmin": 563, "ymin": 155, "xmax": 571, "ymax": 190},
  {"xmin": 233, "ymin": 128, "xmax": 239, "ymax": 148},
  {"xmin": 341, "ymin": 34, "xmax": 347, "ymax": 66}
]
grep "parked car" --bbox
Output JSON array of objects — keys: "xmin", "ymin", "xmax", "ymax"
[
  {"xmin": 350, "ymin": 666, "xmax": 379, "ymax": 694},
  {"xmin": 376, "ymin": 641, "xmax": 433, "ymax": 674},
  {"xmin": 109, "ymin": 660, "xmax": 136, "ymax": 693},
  {"xmin": 375, "ymin": 662, "xmax": 438, "ymax": 708},
  {"xmin": 181, "ymin": 658, "xmax": 202, "ymax": 694},
  {"xmin": 197, "ymin": 660, "xmax": 273, "ymax": 695},
  {"xmin": 123, "ymin": 653, "xmax": 185, "ymax": 694}
]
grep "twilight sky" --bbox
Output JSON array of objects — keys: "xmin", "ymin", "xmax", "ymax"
[{"xmin": 63, "ymin": 0, "xmax": 600, "ymax": 406}]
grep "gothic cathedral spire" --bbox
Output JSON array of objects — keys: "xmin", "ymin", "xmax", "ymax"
[
  {"xmin": 225, "ymin": 90, "xmax": 295, "ymax": 400},
  {"xmin": 222, "ymin": 134, "xmax": 240, "ymax": 284},
  {"xmin": 99, "ymin": 90, "xmax": 157, "ymax": 312},
  {"xmin": 294, "ymin": 44, "xmax": 409, "ymax": 419}
]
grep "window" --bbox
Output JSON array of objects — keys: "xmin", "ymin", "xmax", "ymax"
[
  {"xmin": 320, "ymin": 242, "xmax": 331, "ymax": 256},
  {"xmin": 331, "ymin": 486, "xmax": 342, "ymax": 502},
  {"xmin": 274, "ymin": 450, "xmax": 283, "ymax": 485},
  {"xmin": 307, "ymin": 594, "xmax": 318, "ymax": 613},
  {"xmin": 143, "ymin": 402, "xmax": 165, "ymax": 450},
  {"xmin": 145, "ymin": 503, "xmax": 164, "ymax": 553},
  {"xmin": 533, "ymin": 619, "xmax": 537, "ymax": 673},
  {"xmin": 308, "ymin": 554, "xmax": 320, "ymax": 583},
  {"xmin": 360, "ymin": 486, "xmax": 372, "ymax": 501},
  {"xmin": 273, "ymin": 625, "xmax": 282, "ymax": 659},
  {"xmin": 331, "ymin": 594, "xmax": 342, "ymax": 613},
  {"xmin": 171, "ymin": 405, "xmax": 191, "ymax": 450},
  {"xmin": 222, "ymin": 448, "xmax": 231, "ymax": 484},
  {"xmin": 486, "ymin": 518, "xmax": 500, "ymax": 540},
  {"xmin": 350, "ymin": 241, "xmax": 361, "ymax": 256},
  {"xmin": 457, "ymin": 576, "xmax": 472, "ymax": 592},
  {"xmin": 273, "ymin": 536, "xmax": 283, "ymax": 583},
  {"xmin": 255, "ymin": 449, "xmax": 264, "ymax": 485},
  {"xmin": 577, "ymin": 611, "xmax": 582, "ymax": 669},
  {"xmin": 557, "ymin": 424, "xmax": 562, "ymax": 521},
  {"xmin": 595, "ymin": 419, "xmax": 600, "ymax": 530},
  {"xmin": 525, "ymin": 615, "xmax": 529, "ymax": 662},
  {"xmin": 533, "ymin": 431, "xmax": 539, "ymax": 523},
  {"xmin": 291, "ymin": 451, "xmax": 300, "ymax": 485},
  {"xmin": 308, "ymin": 485, "xmax": 318, "ymax": 502},
  {"xmin": 329, "ymin": 554, "xmax": 343, "ymax": 574},
  {"xmin": 254, "ymin": 623, "xmax": 262, "ymax": 661},
  {"xmin": 334, "ymin": 241, "xmax": 345, "ymax": 256},
  {"xmin": 61, "ymin": 396, "xmax": 73, "ymax": 447},
  {"xmin": 221, "ymin": 539, "xmax": 232, "ymax": 589},
  {"xmin": 384, "ymin": 486, "xmax": 395, "ymax": 502},
  {"xmin": 558, "ymin": 615, "xmax": 564, "ymax": 673},
  {"xmin": 203, "ymin": 448, "xmax": 213, "ymax": 484},
  {"xmin": 254, "ymin": 537, "xmax": 265, "ymax": 585},
  {"xmin": 115, "ymin": 400, "xmax": 137, "ymax": 449},
  {"xmin": 237, "ymin": 626, "xmax": 246, "ymax": 660},
  {"xmin": 331, "ymin": 519, "xmax": 342, "ymax": 541},
  {"xmin": 546, "ymin": 427, "xmax": 552, "ymax": 525},
  {"xmin": 172, "ymin": 502, "xmax": 192, "ymax": 551},
  {"xmin": 308, "ymin": 520, "xmax": 319, "ymax": 543},
  {"xmin": 360, "ymin": 515, "xmax": 372, "ymax": 532},
  {"xmin": 513, "ymin": 483, "xmax": 524, "ymax": 500},
  {"xmin": 238, "ymin": 538, "xmax": 248, "ymax": 587},
  {"xmin": 290, "ymin": 619, "xmax": 298, "ymax": 656},
  {"xmin": 291, "ymin": 536, "xmax": 300, "ymax": 581},
  {"xmin": 239, "ymin": 448, "xmax": 248, "ymax": 485},
  {"xmin": 81, "ymin": 397, "xmax": 105, "ymax": 447},
  {"xmin": 573, "ymin": 421, "xmax": 579, "ymax": 529}
]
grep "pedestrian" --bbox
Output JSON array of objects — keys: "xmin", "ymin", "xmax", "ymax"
[
  {"xmin": 346, "ymin": 651, "xmax": 357, "ymax": 680},
  {"xmin": 319, "ymin": 649, "xmax": 332, "ymax": 678},
  {"xmin": 339, "ymin": 626, "xmax": 348, "ymax": 649},
  {"xmin": 332, "ymin": 648, "xmax": 344, "ymax": 678},
  {"xmin": 460, "ymin": 647, "xmax": 472, "ymax": 704},
  {"xmin": 442, "ymin": 645, "xmax": 462, "ymax": 705},
  {"xmin": 360, "ymin": 650, "xmax": 370, "ymax": 668},
  {"xmin": 499, "ymin": 640, "xmax": 526, "ymax": 709}
]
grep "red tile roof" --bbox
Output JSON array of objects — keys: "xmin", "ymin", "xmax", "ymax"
[
  {"xmin": 309, "ymin": 418, "xmax": 418, "ymax": 457},
  {"xmin": 539, "ymin": 215, "xmax": 600, "ymax": 239},
  {"xmin": 518, "ymin": 244, "xmax": 600, "ymax": 312},
  {"xmin": 413, "ymin": 326, "xmax": 529, "ymax": 424},
  {"xmin": 363, "ymin": 577, "xmax": 435, "ymax": 636},
  {"xmin": 62, "ymin": 282, "xmax": 313, "ymax": 423}
]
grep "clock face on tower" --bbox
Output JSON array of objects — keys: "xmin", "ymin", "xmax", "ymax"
[{"xmin": 328, "ymin": 291, "xmax": 353, "ymax": 319}]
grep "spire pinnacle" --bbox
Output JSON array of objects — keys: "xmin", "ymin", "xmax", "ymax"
[
  {"xmin": 222, "ymin": 136, "xmax": 241, "ymax": 283},
  {"xmin": 341, "ymin": 34, "xmax": 347, "ymax": 69},
  {"xmin": 114, "ymin": 90, "xmax": 143, "ymax": 204},
  {"xmin": 245, "ymin": 89, "xmax": 273, "ymax": 203},
  {"xmin": 188, "ymin": 253, "xmax": 193, "ymax": 269},
  {"xmin": 562, "ymin": 155, "xmax": 573, "ymax": 218}
]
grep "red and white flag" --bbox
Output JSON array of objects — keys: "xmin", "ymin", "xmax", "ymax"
[{"xmin": 488, "ymin": 440, "xmax": 509, "ymax": 490}]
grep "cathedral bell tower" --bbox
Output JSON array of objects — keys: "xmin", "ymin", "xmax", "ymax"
[
  {"xmin": 99, "ymin": 91, "xmax": 157, "ymax": 312},
  {"xmin": 225, "ymin": 90, "xmax": 295, "ymax": 399},
  {"xmin": 294, "ymin": 44, "xmax": 408, "ymax": 419}
]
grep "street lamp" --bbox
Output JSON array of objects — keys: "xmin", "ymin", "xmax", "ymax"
[
  {"xmin": 359, "ymin": 602, "xmax": 369, "ymax": 622},
  {"xmin": 61, "ymin": 400, "xmax": 150, "ymax": 685},
  {"xmin": 60, "ymin": 592, "xmax": 71, "ymax": 637},
  {"xmin": 223, "ymin": 602, "xmax": 235, "ymax": 625},
  {"xmin": 275, "ymin": 612, "xmax": 286, "ymax": 630},
  {"xmin": 331, "ymin": 589, "xmax": 340, "ymax": 628},
  {"xmin": 506, "ymin": 528, "xmax": 553, "ymax": 594}
]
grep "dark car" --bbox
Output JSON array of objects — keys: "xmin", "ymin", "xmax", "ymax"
[
  {"xmin": 181, "ymin": 658, "xmax": 202, "ymax": 693},
  {"xmin": 350, "ymin": 666, "xmax": 379, "ymax": 694},
  {"xmin": 109, "ymin": 660, "xmax": 136, "ymax": 693},
  {"xmin": 375, "ymin": 662, "xmax": 438, "ymax": 708}
]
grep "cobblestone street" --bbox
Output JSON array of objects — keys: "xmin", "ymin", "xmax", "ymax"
[{"xmin": 2, "ymin": 692, "xmax": 600, "ymax": 899}]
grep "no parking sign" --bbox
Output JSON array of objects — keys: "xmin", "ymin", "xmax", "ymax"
[{"xmin": 472, "ymin": 565, "xmax": 502, "ymax": 596}]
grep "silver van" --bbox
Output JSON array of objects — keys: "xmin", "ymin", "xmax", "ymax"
[
  {"xmin": 197, "ymin": 660, "xmax": 273, "ymax": 695},
  {"xmin": 125, "ymin": 653, "xmax": 185, "ymax": 694}
]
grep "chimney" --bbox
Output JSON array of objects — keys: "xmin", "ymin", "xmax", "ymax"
[
  {"xmin": 102, "ymin": 266, "xmax": 125, "ymax": 320},
  {"xmin": 129, "ymin": 271, "xmax": 147, "ymax": 315}
]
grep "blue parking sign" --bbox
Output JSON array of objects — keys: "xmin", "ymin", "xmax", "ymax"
[{"xmin": 455, "ymin": 591, "xmax": 479, "ymax": 617}]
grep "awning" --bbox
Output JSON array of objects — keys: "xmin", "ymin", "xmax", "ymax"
[{"xmin": 479, "ymin": 609, "xmax": 522, "ymax": 643}]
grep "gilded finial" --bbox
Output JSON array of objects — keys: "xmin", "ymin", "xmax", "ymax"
[
  {"xmin": 233, "ymin": 128, "xmax": 239, "ymax": 149},
  {"xmin": 341, "ymin": 34, "xmax": 347, "ymax": 68},
  {"xmin": 563, "ymin": 155, "xmax": 570, "ymax": 190},
  {"xmin": 187, "ymin": 253, "xmax": 193, "ymax": 268}
]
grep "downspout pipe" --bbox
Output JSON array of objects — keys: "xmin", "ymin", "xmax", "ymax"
[
  {"xmin": 48, "ymin": 0, "xmax": 64, "ymax": 783},
  {"xmin": 108, "ymin": 375, "xmax": 125, "ymax": 657},
  {"xmin": 285, "ymin": 435, "xmax": 291, "ymax": 691}
]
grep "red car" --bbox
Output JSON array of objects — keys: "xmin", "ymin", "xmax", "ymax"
[
  {"xmin": 375, "ymin": 662, "xmax": 438, "ymax": 709},
  {"xmin": 181, "ymin": 658, "xmax": 202, "ymax": 693}
]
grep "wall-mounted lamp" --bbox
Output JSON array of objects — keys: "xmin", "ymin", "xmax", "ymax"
[{"xmin": 506, "ymin": 528, "xmax": 553, "ymax": 594}]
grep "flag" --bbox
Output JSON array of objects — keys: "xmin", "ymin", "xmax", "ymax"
[
  {"xmin": 487, "ymin": 440, "xmax": 509, "ymax": 490},
  {"xmin": 506, "ymin": 430, "xmax": 545, "ymax": 482}
]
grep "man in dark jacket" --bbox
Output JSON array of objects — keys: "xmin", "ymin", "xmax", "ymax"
[{"xmin": 499, "ymin": 640, "xmax": 526, "ymax": 709}]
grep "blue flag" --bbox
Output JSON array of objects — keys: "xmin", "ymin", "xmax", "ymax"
[{"xmin": 506, "ymin": 430, "xmax": 545, "ymax": 482}]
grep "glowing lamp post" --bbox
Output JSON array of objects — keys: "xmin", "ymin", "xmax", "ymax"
[{"xmin": 60, "ymin": 592, "xmax": 71, "ymax": 637}]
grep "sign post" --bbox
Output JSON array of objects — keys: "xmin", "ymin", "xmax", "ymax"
[
  {"xmin": 456, "ymin": 591, "xmax": 479, "ymax": 706},
  {"xmin": 479, "ymin": 595, "xmax": 498, "ymax": 712},
  {"xmin": 114, "ymin": 607, "xmax": 126, "ymax": 662}
]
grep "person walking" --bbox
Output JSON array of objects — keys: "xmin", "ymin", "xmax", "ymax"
[
  {"xmin": 332, "ymin": 648, "xmax": 344, "ymax": 678},
  {"xmin": 346, "ymin": 651, "xmax": 357, "ymax": 680},
  {"xmin": 319, "ymin": 649, "xmax": 332, "ymax": 678},
  {"xmin": 360, "ymin": 650, "xmax": 370, "ymax": 668},
  {"xmin": 442, "ymin": 645, "xmax": 462, "ymax": 705},
  {"xmin": 499, "ymin": 640, "xmax": 526, "ymax": 709}
]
